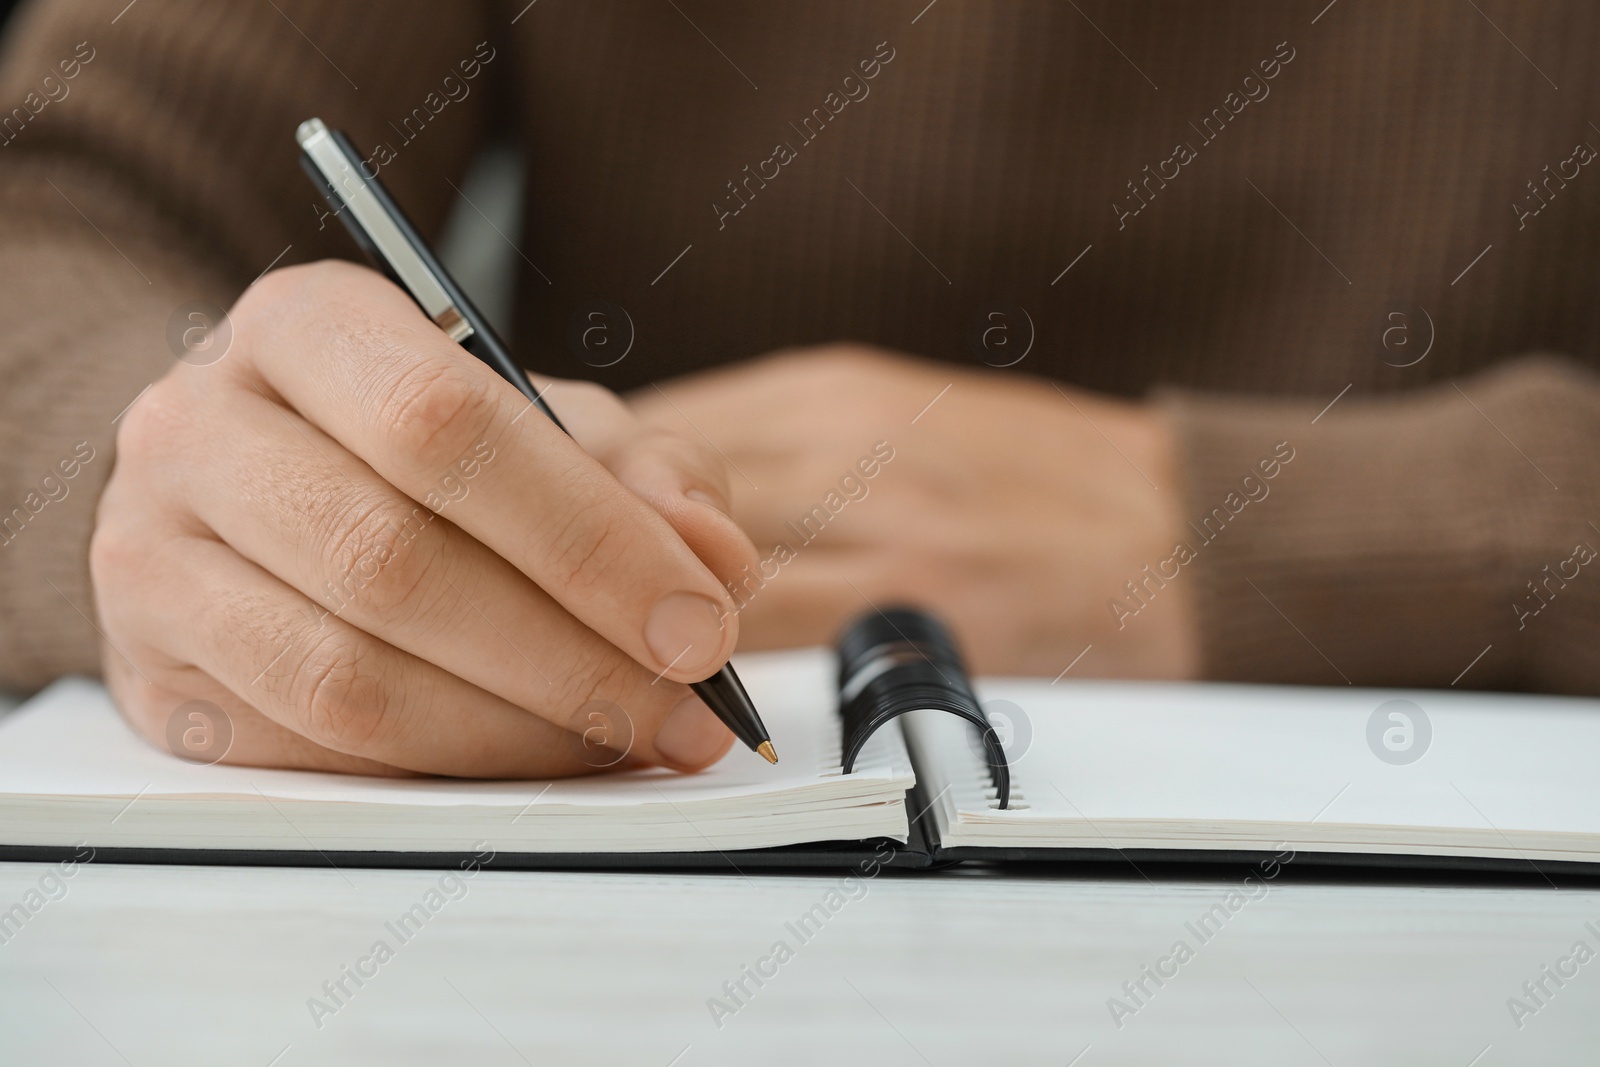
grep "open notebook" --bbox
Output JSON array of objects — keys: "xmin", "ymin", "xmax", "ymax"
[{"xmin": 4, "ymin": 644, "xmax": 1600, "ymax": 873}]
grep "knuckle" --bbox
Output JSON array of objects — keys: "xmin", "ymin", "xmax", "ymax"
[
  {"xmin": 642, "ymin": 427, "xmax": 730, "ymax": 498},
  {"xmin": 561, "ymin": 644, "xmax": 657, "ymax": 727},
  {"xmin": 814, "ymin": 343, "xmax": 893, "ymax": 378},
  {"xmin": 564, "ymin": 646, "xmax": 629, "ymax": 709},
  {"xmin": 540, "ymin": 502, "xmax": 632, "ymax": 597},
  {"xmin": 316, "ymin": 495, "xmax": 441, "ymax": 623},
  {"xmin": 751, "ymin": 344, "xmax": 899, "ymax": 412},
  {"xmin": 245, "ymin": 259, "xmax": 355, "ymax": 310},
  {"xmin": 113, "ymin": 380, "xmax": 185, "ymax": 466},
  {"xmin": 637, "ymin": 422, "xmax": 701, "ymax": 464},
  {"xmin": 291, "ymin": 630, "xmax": 392, "ymax": 752},
  {"xmin": 109, "ymin": 676, "xmax": 167, "ymax": 740},
  {"xmin": 231, "ymin": 264, "xmax": 297, "ymax": 325},
  {"xmin": 87, "ymin": 520, "xmax": 140, "ymax": 592},
  {"xmin": 376, "ymin": 360, "xmax": 494, "ymax": 474},
  {"xmin": 231, "ymin": 260, "xmax": 328, "ymax": 332},
  {"xmin": 667, "ymin": 431, "xmax": 727, "ymax": 486}
]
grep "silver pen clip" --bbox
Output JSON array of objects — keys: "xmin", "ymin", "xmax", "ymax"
[{"xmin": 295, "ymin": 117, "xmax": 474, "ymax": 343}]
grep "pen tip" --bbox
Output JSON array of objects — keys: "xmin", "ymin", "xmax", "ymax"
[{"xmin": 757, "ymin": 741, "xmax": 778, "ymax": 765}]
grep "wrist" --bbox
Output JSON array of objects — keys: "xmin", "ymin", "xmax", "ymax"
[{"xmin": 1086, "ymin": 399, "xmax": 1203, "ymax": 680}]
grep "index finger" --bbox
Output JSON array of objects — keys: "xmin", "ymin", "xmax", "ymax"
[{"xmin": 229, "ymin": 261, "xmax": 739, "ymax": 683}]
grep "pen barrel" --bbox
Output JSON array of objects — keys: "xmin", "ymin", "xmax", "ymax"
[
  {"xmin": 297, "ymin": 121, "xmax": 566, "ymax": 435},
  {"xmin": 458, "ymin": 331, "xmax": 566, "ymax": 430},
  {"xmin": 692, "ymin": 666, "xmax": 768, "ymax": 752}
]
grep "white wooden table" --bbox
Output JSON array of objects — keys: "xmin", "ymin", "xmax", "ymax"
[{"xmin": 1, "ymin": 860, "xmax": 1595, "ymax": 1065}]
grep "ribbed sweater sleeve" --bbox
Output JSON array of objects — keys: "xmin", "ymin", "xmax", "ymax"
[
  {"xmin": 1163, "ymin": 357, "xmax": 1600, "ymax": 694},
  {"xmin": 0, "ymin": 0, "xmax": 490, "ymax": 691}
]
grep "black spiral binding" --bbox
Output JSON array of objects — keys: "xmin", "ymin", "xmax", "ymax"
[{"xmin": 835, "ymin": 606, "xmax": 1011, "ymax": 809}]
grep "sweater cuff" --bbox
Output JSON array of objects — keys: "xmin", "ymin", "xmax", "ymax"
[
  {"xmin": 0, "ymin": 164, "xmax": 226, "ymax": 694},
  {"xmin": 1157, "ymin": 358, "xmax": 1600, "ymax": 691}
]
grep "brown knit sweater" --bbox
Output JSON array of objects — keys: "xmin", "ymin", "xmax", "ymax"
[{"xmin": 1, "ymin": 0, "xmax": 1597, "ymax": 694}]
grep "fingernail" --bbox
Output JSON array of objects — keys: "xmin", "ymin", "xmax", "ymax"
[
  {"xmin": 645, "ymin": 591, "xmax": 727, "ymax": 676},
  {"xmin": 686, "ymin": 488, "xmax": 728, "ymax": 513},
  {"xmin": 654, "ymin": 693, "xmax": 729, "ymax": 768}
]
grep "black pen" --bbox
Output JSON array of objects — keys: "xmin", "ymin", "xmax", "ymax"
[{"xmin": 294, "ymin": 117, "xmax": 777, "ymax": 765}]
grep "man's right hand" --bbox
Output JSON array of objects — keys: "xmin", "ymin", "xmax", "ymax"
[{"xmin": 90, "ymin": 261, "xmax": 759, "ymax": 777}]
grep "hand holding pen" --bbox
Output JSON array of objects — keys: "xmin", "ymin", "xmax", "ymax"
[
  {"xmin": 84, "ymin": 123, "xmax": 772, "ymax": 778},
  {"xmin": 296, "ymin": 119, "xmax": 775, "ymax": 765}
]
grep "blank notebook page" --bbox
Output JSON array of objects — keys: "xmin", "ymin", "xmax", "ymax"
[
  {"xmin": 904, "ymin": 680, "xmax": 1600, "ymax": 862},
  {"xmin": 0, "ymin": 649, "xmax": 914, "ymax": 853}
]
